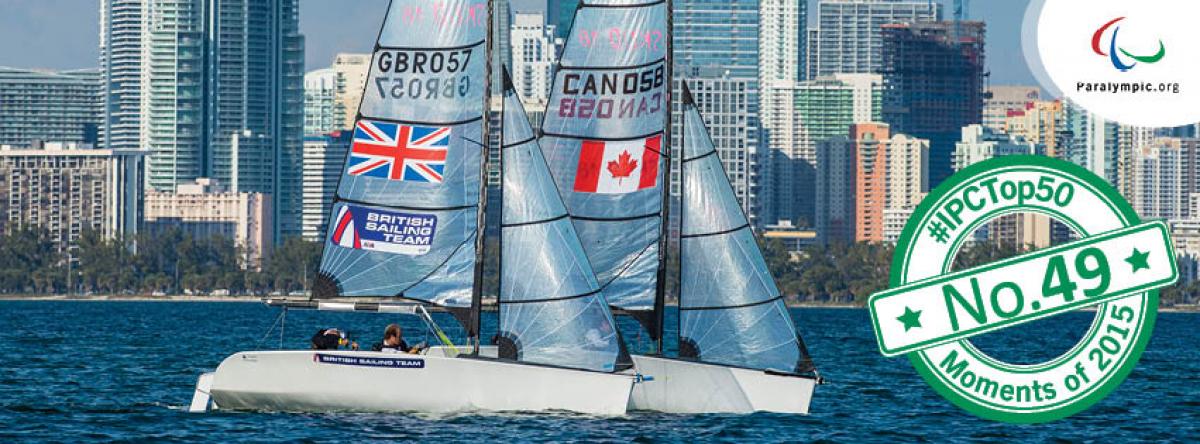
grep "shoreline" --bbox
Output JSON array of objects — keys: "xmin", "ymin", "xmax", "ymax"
[{"xmin": 1, "ymin": 295, "xmax": 1196, "ymax": 313}]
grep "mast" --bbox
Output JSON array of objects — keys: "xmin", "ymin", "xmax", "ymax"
[
  {"xmin": 651, "ymin": 0, "xmax": 674, "ymax": 356},
  {"xmin": 468, "ymin": 0, "xmax": 497, "ymax": 355}
]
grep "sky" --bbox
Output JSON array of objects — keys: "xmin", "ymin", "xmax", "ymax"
[{"xmin": 0, "ymin": 0, "xmax": 1034, "ymax": 86}]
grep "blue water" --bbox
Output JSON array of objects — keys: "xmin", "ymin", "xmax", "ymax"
[{"xmin": 0, "ymin": 301, "xmax": 1196, "ymax": 442}]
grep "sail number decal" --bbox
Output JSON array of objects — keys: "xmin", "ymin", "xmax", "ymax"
[
  {"xmin": 374, "ymin": 49, "xmax": 475, "ymax": 100},
  {"xmin": 576, "ymin": 28, "xmax": 666, "ymax": 52},
  {"xmin": 557, "ymin": 62, "xmax": 665, "ymax": 121},
  {"xmin": 331, "ymin": 205, "xmax": 438, "ymax": 256}
]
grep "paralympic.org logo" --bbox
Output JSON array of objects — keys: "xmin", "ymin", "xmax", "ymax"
[{"xmin": 1091, "ymin": 17, "xmax": 1166, "ymax": 72}]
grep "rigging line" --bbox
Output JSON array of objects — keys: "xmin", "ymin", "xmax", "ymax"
[
  {"xmin": 682, "ymin": 149, "xmax": 718, "ymax": 163},
  {"xmin": 501, "ymin": 288, "xmax": 602, "ymax": 305},
  {"xmin": 572, "ymin": 212, "xmax": 659, "ymax": 222},
  {"xmin": 558, "ymin": 56, "xmax": 667, "ymax": 72},
  {"xmin": 461, "ymin": 136, "xmax": 487, "ymax": 149},
  {"xmin": 333, "ymin": 196, "xmax": 478, "ymax": 213},
  {"xmin": 501, "ymin": 213, "xmax": 570, "ymax": 229},
  {"xmin": 357, "ymin": 113, "xmax": 485, "ymax": 128},
  {"xmin": 680, "ymin": 223, "xmax": 750, "ymax": 239},
  {"xmin": 377, "ymin": 39, "xmax": 486, "ymax": 51},
  {"xmin": 254, "ymin": 309, "xmax": 287, "ymax": 349},
  {"xmin": 581, "ymin": 0, "xmax": 666, "ymax": 9},
  {"xmin": 679, "ymin": 294, "xmax": 785, "ymax": 312},
  {"xmin": 596, "ymin": 239, "xmax": 657, "ymax": 292},
  {"xmin": 393, "ymin": 232, "xmax": 477, "ymax": 297},
  {"xmin": 501, "ymin": 136, "xmax": 538, "ymax": 150},
  {"xmin": 541, "ymin": 129, "xmax": 667, "ymax": 145}
]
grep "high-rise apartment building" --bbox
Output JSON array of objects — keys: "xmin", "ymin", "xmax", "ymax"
[
  {"xmin": 511, "ymin": 13, "xmax": 559, "ymax": 102},
  {"xmin": 0, "ymin": 68, "xmax": 101, "ymax": 148},
  {"xmin": 145, "ymin": 178, "xmax": 272, "ymax": 268},
  {"xmin": 881, "ymin": 20, "xmax": 986, "ymax": 189},
  {"xmin": 674, "ymin": 0, "xmax": 763, "ymax": 224},
  {"xmin": 331, "ymin": 53, "xmax": 371, "ymax": 130},
  {"xmin": 809, "ymin": 0, "xmax": 940, "ymax": 78},
  {"xmin": 1130, "ymin": 138, "xmax": 1191, "ymax": 221},
  {"xmin": 0, "ymin": 143, "xmax": 145, "ymax": 255},
  {"xmin": 132, "ymin": 0, "xmax": 305, "ymax": 241},
  {"xmin": 851, "ymin": 123, "xmax": 927, "ymax": 243},
  {"xmin": 100, "ymin": 0, "xmax": 144, "ymax": 152},
  {"xmin": 983, "ymin": 86, "xmax": 1040, "ymax": 133},
  {"xmin": 1003, "ymin": 99, "xmax": 1063, "ymax": 157},
  {"xmin": 304, "ymin": 68, "xmax": 337, "ymax": 136},
  {"xmin": 301, "ymin": 132, "xmax": 351, "ymax": 242},
  {"xmin": 759, "ymin": 0, "xmax": 806, "ymax": 227},
  {"xmin": 774, "ymin": 74, "xmax": 882, "ymax": 228},
  {"xmin": 816, "ymin": 135, "xmax": 856, "ymax": 244},
  {"xmin": 1060, "ymin": 100, "xmax": 1124, "ymax": 187},
  {"xmin": 953, "ymin": 125, "xmax": 1039, "ymax": 171}
]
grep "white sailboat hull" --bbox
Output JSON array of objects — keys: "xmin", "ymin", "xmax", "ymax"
[
  {"xmin": 199, "ymin": 347, "xmax": 635, "ymax": 415},
  {"xmin": 627, "ymin": 355, "xmax": 817, "ymax": 414}
]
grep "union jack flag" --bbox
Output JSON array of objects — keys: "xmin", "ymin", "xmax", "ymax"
[{"xmin": 348, "ymin": 120, "xmax": 451, "ymax": 183}]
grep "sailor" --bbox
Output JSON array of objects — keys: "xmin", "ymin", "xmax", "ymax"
[
  {"xmin": 311, "ymin": 328, "xmax": 359, "ymax": 351},
  {"xmin": 372, "ymin": 324, "xmax": 424, "ymax": 354}
]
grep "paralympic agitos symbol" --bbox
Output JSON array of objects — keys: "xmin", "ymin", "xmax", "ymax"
[{"xmin": 1091, "ymin": 17, "xmax": 1166, "ymax": 72}]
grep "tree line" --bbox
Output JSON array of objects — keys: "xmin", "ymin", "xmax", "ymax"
[
  {"xmin": 0, "ymin": 227, "xmax": 320, "ymax": 296},
  {"xmin": 1, "ymin": 227, "xmax": 1196, "ymax": 307}
]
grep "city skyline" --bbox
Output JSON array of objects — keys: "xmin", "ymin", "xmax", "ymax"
[{"xmin": 0, "ymin": 0, "xmax": 1037, "ymax": 87}]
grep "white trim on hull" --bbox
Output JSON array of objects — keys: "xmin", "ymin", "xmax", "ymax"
[
  {"xmin": 201, "ymin": 349, "xmax": 635, "ymax": 416},
  {"xmin": 627, "ymin": 355, "xmax": 817, "ymax": 414}
]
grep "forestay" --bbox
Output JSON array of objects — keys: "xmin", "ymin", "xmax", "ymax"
[
  {"xmin": 539, "ymin": 0, "xmax": 669, "ymax": 330},
  {"xmin": 678, "ymin": 85, "xmax": 816, "ymax": 374},
  {"xmin": 498, "ymin": 73, "xmax": 630, "ymax": 372},
  {"xmin": 314, "ymin": 0, "xmax": 490, "ymax": 311}
]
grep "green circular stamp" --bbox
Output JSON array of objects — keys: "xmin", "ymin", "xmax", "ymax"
[{"xmin": 869, "ymin": 156, "xmax": 1177, "ymax": 423}]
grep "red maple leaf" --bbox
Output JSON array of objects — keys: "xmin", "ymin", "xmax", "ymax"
[{"xmin": 606, "ymin": 150, "xmax": 638, "ymax": 182}]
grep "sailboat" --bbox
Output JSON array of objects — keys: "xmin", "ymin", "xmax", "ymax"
[
  {"xmin": 189, "ymin": 0, "xmax": 635, "ymax": 415},
  {"xmin": 539, "ymin": 0, "xmax": 820, "ymax": 413},
  {"xmin": 626, "ymin": 84, "xmax": 821, "ymax": 414}
]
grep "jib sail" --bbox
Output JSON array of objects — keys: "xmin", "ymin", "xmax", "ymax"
[
  {"xmin": 677, "ymin": 84, "xmax": 816, "ymax": 374},
  {"xmin": 314, "ymin": 0, "xmax": 491, "ymax": 326},
  {"xmin": 539, "ymin": 0, "xmax": 670, "ymax": 341},
  {"xmin": 497, "ymin": 71, "xmax": 631, "ymax": 372}
]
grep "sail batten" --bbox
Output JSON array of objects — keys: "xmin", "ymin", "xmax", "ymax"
[
  {"xmin": 678, "ymin": 84, "xmax": 816, "ymax": 375},
  {"xmin": 540, "ymin": 0, "xmax": 670, "ymax": 334},
  {"xmin": 499, "ymin": 73, "xmax": 629, "ymax": 372},
  {"xmin": 315, "ymin": 0, "xmax": 491, "ymax": 314}
]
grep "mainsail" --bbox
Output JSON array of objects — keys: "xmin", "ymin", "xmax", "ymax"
[
  {"xmin": 678, "ymin": 85, "xmax": 816, "ymax": 374},
  {"xmin": 314, "ymin": 0, "xmax": 491, "ymax": 330},
  {"xmin": 539, "ymin": 0, "xmax": 670, "ymax": 340},
  {"xmin": 497, "ymin": 71, "xmax": 631, "ymax": 372}
]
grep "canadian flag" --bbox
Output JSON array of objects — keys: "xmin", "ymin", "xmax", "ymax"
[{"xmin": 573, "ymin": 135, "xmax": 662, "ymax": 194}]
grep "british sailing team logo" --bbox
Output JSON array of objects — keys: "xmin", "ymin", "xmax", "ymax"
[
  {"xmin": 1091, "ymin": 17, "xmax": 1166, "ymax": 72},
  {"xmin": 331, "ymin": 205, "xmax": 438, "ymax": 256}
]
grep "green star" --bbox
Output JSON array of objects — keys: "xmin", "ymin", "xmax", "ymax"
[
  {"xmin": 897, "ymin": 307, "xmax": 923, "ymax": 332},
  {"xmin": 1125, "ymin": 248, "xmax": 1151, "ymax": 273}
]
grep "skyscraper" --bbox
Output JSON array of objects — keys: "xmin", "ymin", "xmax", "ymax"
[
  {"xmin": 304, "ymin": 68, "xmax": 337, "ymax": 136},
  {"xmin": 983, "ymin": 86, "xmax": 1040, "ymax": 133},
  {"xmin": 0, "ymin": 68, "xmax": 101, "ymax": 148},
  {"xmin": 331, "ymin": 53, "xmax": 371, "ymax": 131},
  {"xmin": 881, "ymin": 20, "xmax": 986, "ymax": 189},
  {"xmin": 100, "ymin": 0, "xmax": 144, "ymax": 152},
  {"xmin": 759, "ymin": 0, "xmax": 806, "ymax": 227},
  {"xmin": 133, "ymin": 0, "xmax": 305, "ymax": 240},
  {"xmin": 510, "ymin": 12, "xmax": 560, "ymax": 102},
  {"xmin": 301, "ymin": 132, "xmax": 351, "ymax": 242},
  {"xmin": 674, "ymin": 0, "xmax": 763, "ymax": 223},
  {"xmin": 809, "ymin": 0, "xmax": 940, "ymax": 78},
  {"xmin": 775, "ymin": 74, "xmax": 882, "ymax": 228},
  {"xmin": 851, "ymin": 122, "xmax": 928, "ymax": 243},
  {"xmin": 1130, "ymin": 138, "xmax": 1193, "ymax": 221}
]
